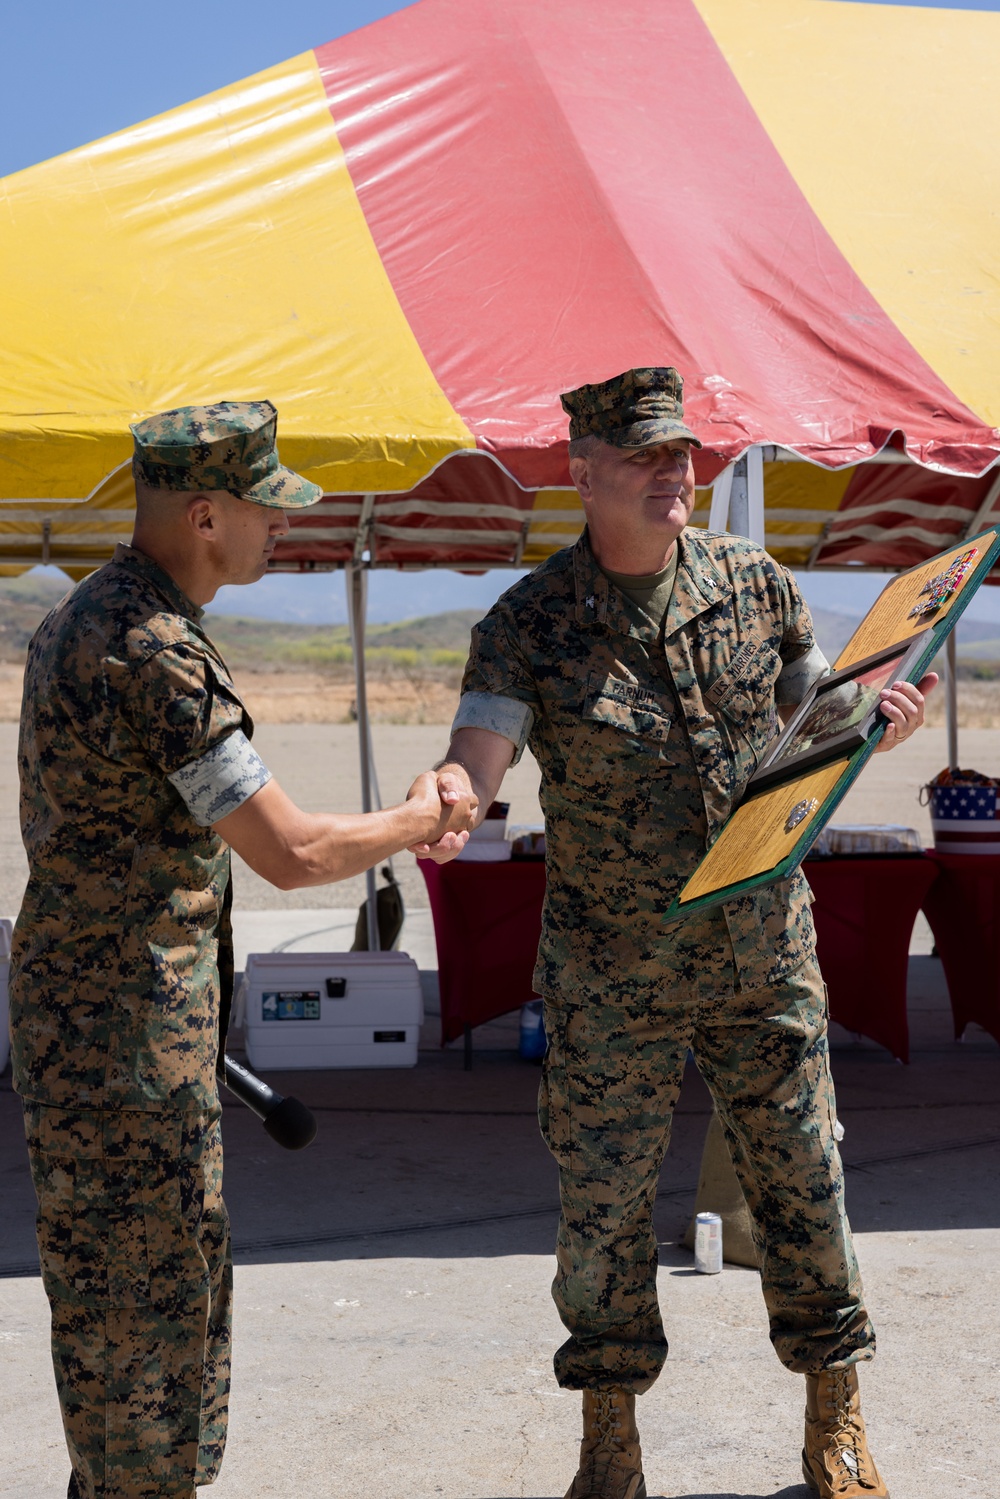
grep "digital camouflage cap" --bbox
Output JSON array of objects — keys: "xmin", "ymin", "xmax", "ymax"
[
  {"xmin": 561, "ymin": 367, "xmax": 702, "ymax": 450},
  {"xmin": 130, "ymin": 400, "xmax": 322, "ymax": 508}
]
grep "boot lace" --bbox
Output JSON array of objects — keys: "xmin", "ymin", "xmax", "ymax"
[
  {"xmin": 591, "ymin": 1391, "xmax": 624, "ymax": 1449},
  {"xmin": 575, "ymin": 1393, "xmax": 637, "ymax": 1499},
  {"xmin": 822, "ymin": 1370, "xmax": 874, "ymax": 1489}
]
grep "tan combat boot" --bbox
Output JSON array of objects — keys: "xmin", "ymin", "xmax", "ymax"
[
  {"xmin": 802, "ymin": 1366, "xmax": 889, "ymax": 1497},
  {"xmin": 564, "ymin": 1389, "xmax": 647, "ymax": 1499}
]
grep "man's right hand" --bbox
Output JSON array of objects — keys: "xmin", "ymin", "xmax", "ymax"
[
  {"xmin": 409, "ymin": 766, "xmax": 479, "ymax": 863},
  {"xmin": 405, "ymin": 769, "xmax": 478, "ymax": 857},
  {"xmin": 409, "ymin": 729, "xmax": 518, "ymax": 864},
  {"xmin": 216, "ymin": 767, "xmax": 477, "ymax": 892}
]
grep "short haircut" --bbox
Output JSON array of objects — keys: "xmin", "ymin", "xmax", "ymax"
[
  {"xmin": 567, "ymin": 433, "xmax": 603, "ymax": 461},
  {"xmin": 133, "ymin": 474, "xmax": 200, "ymax": 521}
]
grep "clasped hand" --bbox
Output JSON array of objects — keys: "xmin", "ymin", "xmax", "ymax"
[
  {"xmin": 407, "ymin": 768, "xmax": 477, "ymax": 862},
  {"xmin": 405, "ymin": 769, "xmax": 478, "ymax": 857}
]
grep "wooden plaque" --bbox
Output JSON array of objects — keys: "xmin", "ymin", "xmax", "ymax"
[
  {"xmin": 666, "ymin": 527, "xmax": 1000, "ymax": 919},
  {"xmin": 677, "ymin": 759, "xmax": 851, "ymax": 906},
  {"xmin": 835, "ymin": 530, "xmax": 998, "ymax": 668}
]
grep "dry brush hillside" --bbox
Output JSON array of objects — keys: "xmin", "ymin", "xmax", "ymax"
[{"xmin": 1, "ymin": 571, "xmax": 1000, "ymax": 725}]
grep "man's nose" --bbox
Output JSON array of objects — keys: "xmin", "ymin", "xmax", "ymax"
[{"xmin": 271, "ymin": 509, "xmax": 290, "ymax": 537}]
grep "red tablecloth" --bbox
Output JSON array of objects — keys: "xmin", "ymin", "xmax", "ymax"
[
  {"xmin": 922, "ymin": 851, "xmax": 1000, "ymax": 1047},
  {"xmin": 804, "ymin": 855, "xmax": 938, "ymax": 1063},
  {"xmin": 420, "ymin": 854, "xmax": 938, "ymax": 1061},
  {"xmin": 419, "ymin": 858, "xmax": 546, "ymax": 1044}
]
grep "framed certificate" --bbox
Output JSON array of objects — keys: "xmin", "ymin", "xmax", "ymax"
[
  {"xmin": 747, "ymin": 631, "xmax": 934, "ymax": 795},
  {"xmin": 666, "ymin": 526, "xmax": 1000, "ymax": 920}
]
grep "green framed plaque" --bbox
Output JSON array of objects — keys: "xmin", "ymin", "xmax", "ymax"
[
  {"xmin": 667, "ymin": 527, "xmax": 1000, "ymax": 919},
  {"xmin": 747, "ymin": 631, "xmax": 934, "ymax": 795}
]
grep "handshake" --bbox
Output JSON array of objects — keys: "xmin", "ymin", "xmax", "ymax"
[
  {"xmin": 404, "ymin": 763, "xmax": 480, "ymax": 864},
  {"xmin": 402, "ymin": 727, "xmax": 513, "ymax": 866}
]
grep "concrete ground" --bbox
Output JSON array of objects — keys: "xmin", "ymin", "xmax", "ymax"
[
  {"xmin": 1, "ymin": 724, "xmax": 998, "ymax": 1496},
  {"xmin": 1, "ymin": 924, "xmax": 998, "ymax": 1499},
  {"xmin": 0, "ymin": 723, "xmax": 995, "ymax": 920}
]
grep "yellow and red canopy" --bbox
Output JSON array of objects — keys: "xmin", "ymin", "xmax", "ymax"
[{"xmin": 1, "ymin": 0, "xmax": 997, "ymax": 573}]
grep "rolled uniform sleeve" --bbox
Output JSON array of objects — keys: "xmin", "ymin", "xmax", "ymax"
[
  {"xmin": 126, "ymin": 643, "xmax": 272, "ymax": 823},
  {"xmin": 451, "ymin": 692, "xmax": 534, "ymax": 763},
  {"xmin": 454, "ymin": 605, "xmax": 542, "ymax": 765},
  {"xmin": 773, "ymin": 567, "xmax": 831, "ymax": 708}
]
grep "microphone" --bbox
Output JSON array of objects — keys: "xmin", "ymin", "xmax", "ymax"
[{"xmin": 219, "ymin": 1054, "xmax": 318, "ymax": 1150}]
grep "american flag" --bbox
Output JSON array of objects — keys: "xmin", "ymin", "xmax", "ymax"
[{"xmin": 931, "ymin": 786, "xmax": 1000, "ymax": 855}]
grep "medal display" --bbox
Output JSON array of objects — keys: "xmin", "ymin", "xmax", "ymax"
[{"xmin": 668, "ymin": 528, "xmax": 1000, "ymax": 919}]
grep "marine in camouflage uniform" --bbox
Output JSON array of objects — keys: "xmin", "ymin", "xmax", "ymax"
[
  {"xmin": 11, "ymin": 403, "xmax": 321, "ymax": 1499},
  {"xmin": 425, "ymin": 370, "xmax": 903, "ymax": 1497},
  {"xmin": 457, "ymin": 511, "xmax": 871, "ymax": 1389}
]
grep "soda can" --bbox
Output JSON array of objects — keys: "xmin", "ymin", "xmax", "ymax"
[{"xmin": 693, "ymin": 1212, "xmax": 723, "ymax": 1274}]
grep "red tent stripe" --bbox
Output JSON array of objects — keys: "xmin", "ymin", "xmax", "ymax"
[
  {"xmin": 815, "ymin": 462, "xmax": 1000, "ymax": 568},
  {"xmin": 315, "ymin": 0, "xmax": 996, "ymax": 488}
]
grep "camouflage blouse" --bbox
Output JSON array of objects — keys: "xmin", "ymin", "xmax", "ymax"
[
  {"xmin": 10, "ymin": 545, "xmax": 265, "ymax": 1112},
  {"xmin": 456, "ymin": 529, "xmax": 825, "ymax": 999}
]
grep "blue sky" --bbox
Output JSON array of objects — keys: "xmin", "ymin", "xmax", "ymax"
[
  {"xmin": 1, "ymin": 2, "xmax": 412, "ymax": 179},
  {"xmin": 5, "ymin": 0, "xmax": 998, "ymax": 625},
  {"xmin": 2, "ymin": 0, "xmax": 994, "ymax": 177}
]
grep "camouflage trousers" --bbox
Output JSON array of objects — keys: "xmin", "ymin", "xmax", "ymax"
[
  {"xmin": 22, "ymin": 1104, "xmax": 232, "ymax": 1499},
  {"xmin": 538, "ymin": 950, "xmax": 874, "ymax": 1392}
]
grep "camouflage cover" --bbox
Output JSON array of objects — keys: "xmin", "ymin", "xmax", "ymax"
[
  {"xmin": 560, "ymin": 366, "xmax": 702, "ymax": 448},
  {"xmin": 131, "ymin": 399, "xmax": 322, "ymax": 508},
  {"xmin": 10, "ymin": 543, "xmax": 250, "ymax": 1113}
]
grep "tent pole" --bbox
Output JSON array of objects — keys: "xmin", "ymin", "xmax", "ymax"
[
  {"xmin": 347, "ymin": 562, "xmax": 380, "ymax": 951},
  {"xmin": 945, "ymin": 628, "xmax": 959, "ymax": 773},
  {"xmin": 726, "ymin": 448, "xmax": 765, "ymax": 546},
  {"xmin": 709, "ymin": 463, "xmax": 733, "ymax": 531},
  {"xmin": 728, "ymin": 454, "xmax": 749, "ymax": 536},
  {"xmin": 964, "ymin": 470, "xmax": 1000, "ymax": 540},
  {"xmin": 746, "ymin": 445, "xmax": 765, "ymax": 545}
]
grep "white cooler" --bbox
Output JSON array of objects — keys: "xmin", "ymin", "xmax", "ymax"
[{"xmin": 239, "ymin": 950, "xmax": 424, "ymax": 1071}]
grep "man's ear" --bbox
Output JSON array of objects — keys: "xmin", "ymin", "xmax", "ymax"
[
  {"xmin": 568, "ymin": 455, "xmax": 592, "ymax": 502},
  {"xmin": 185, "ymin": 493, "xmax": 219, "ymax": 541}
]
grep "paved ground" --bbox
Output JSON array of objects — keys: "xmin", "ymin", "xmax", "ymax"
[
  {"xmin": 0, "ymin": 723, "xmax": 995, "ymax": 921},
  {"xmin": 1, "ymin": 724, "xmax": 998, "ymax": 1496},
  {"xmin": 1, "ymin": 931, "xmax": 998, "ymax": 1499}
]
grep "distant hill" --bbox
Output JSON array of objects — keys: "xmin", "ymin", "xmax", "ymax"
[
  {"xmin": 0, "ymin": 572, "xmax": 70, "ymax": 658},
  {"xmin": 204, "ymin": 608, "xmax": 481, "ymax": 672},
  {"xmin": 0, "ymin": 575, "xmax": 482, "ymax": 671},
  {"xmin": 807, "ymin": 603, "xmax": 1000, "ymax": 669},
  {"xmin": 364, "ymin": 608, "xmax": 483, "ymax": 651},
  {"xmin": 807, "ymin": 607, "xmax": 867, "ymax": 663},
  {"xmin": 2, "ymin": 573, "xmax": 999, "ymax": 676}
]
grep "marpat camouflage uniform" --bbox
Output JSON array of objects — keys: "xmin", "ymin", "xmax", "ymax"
[
  {"xmin": 11, "ymin": 543, "xmax": 269, "ymax": 1498},
  {"xmin": 560, "ymin": 366, "xmax": 703, "ymax": 451},
  {"xmin": 130, "ymin": 399, "xmax": 321, "ymax": 510},
  {"xmin": 454, "ymin": 529, "xmax": 874, "ymax": 1391}
]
